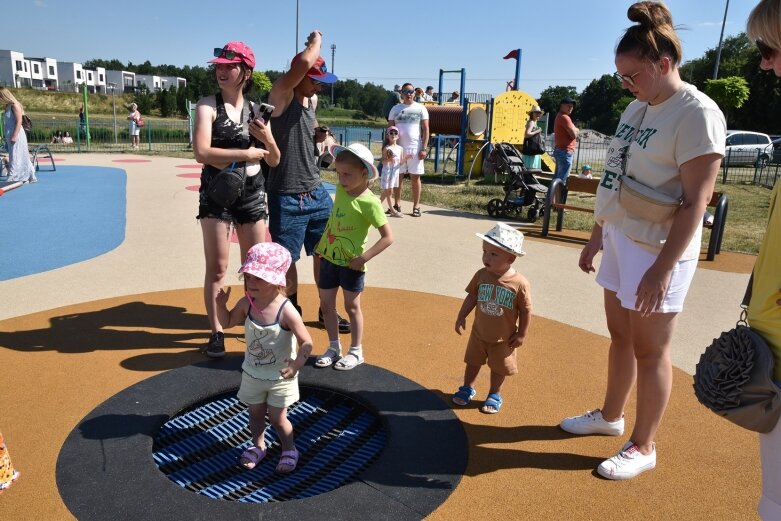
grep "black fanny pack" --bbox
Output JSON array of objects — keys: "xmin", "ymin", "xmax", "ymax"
[{"xmin": 206, "ymin": 162, "xmax": 246, "ymax": 208}]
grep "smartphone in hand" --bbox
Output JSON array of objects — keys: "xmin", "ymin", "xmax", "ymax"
[{"xmin": 257, "ymin": 103, "xmax": 274, "ymax": 124}]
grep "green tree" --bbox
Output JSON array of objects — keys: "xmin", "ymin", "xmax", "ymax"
[
  {"xmin": 251, "ymin": 71, "xmax": 272, "ymax": 100},
  {"xmin": 157, "ymin": 86, "xmax": 178, "ymax": 118},
  {"xmin": 704, "ymin": 76, "xmax": 750, "ymax": 125},
  {"xmin": 578, "ymin": 74, "xmax": 624, "ymax": 134},
  {"xmin": 537, "ymin": 86, "xmax": 578, "ymax": 120},
  {"xmin": 612, "ymin": 96, "xmax": 634, "ymax": 126},
  {"xmin": 134, "ymin": 84, "xmax": 154, "ymax": 114}
]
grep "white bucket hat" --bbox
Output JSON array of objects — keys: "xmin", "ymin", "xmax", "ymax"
[
  {"xmin": 328, "ymin": 143, "xmax": 379, "ymax": 181},
  {"xmin": 475, "ymin": 222, "xmax": 526, "ymax": 257}
]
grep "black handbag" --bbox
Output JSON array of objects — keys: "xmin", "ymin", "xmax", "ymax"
[
  {"xmin": 693, "ymin": 273, "xmax": 781, "ymax": 433},
  {"xmin": 522, "ymin": 132, "xmax": 545, "ymax": 155},
  {"xmin": 204, "ymin": 95, "xmax": 255, "ymax": 208},
  {"xmin": 206, "ymin": 161, "xmax": 246, "ymax": 208}
]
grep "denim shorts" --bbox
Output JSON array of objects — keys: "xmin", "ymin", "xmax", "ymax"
[
  {"xmin": 197, "ymin": 166, "xmax": 267, "ymax": 225},
  {"xmin": 552, "ymin": 148, "xmax": 574, "ymax": 182},
  {"xmin": 318, "ymin": 258, "xmax": 365, "ymax": 293},
  {"xmin": 267, "ymin": 184, "xmax": 333, "ymax": 262}
]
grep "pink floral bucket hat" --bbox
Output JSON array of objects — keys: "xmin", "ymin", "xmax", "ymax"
[{"xmin": 239, "ymin": 242, "xmax": 291, "ymax": 287}]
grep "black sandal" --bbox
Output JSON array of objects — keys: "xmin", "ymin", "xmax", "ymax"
[{"xmin": 412, "ymin": 207, "xmax": 421, "ymax": 217}]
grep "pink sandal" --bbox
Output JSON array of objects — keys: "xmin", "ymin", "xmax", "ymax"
[
  {"xmin": 275, "ymin": 449, "xmax": 299, "ymax": 473},
  {"xmin": 238, "ymin": 446, "xmax": 266, "ymax": 469}
]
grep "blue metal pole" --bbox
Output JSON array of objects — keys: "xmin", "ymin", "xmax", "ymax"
[
  {"xmin": 434, "ymin": 69, "xmax": 444, "ymax": 172},
  {"xmin": 514, "ymin": 49, "xmax": 522, "ymax": 90},
  {"xmin": 457, "ymin": 68, "xmax": 467, "ymax": 176}
]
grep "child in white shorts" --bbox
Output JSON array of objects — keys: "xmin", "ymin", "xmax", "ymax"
[
  {"xmin": 216, "ymin": 242, "xmax": 313, "ymax": 474},
  {"xmin": 380, "ymin": 126, "xmax": 403, "ymax": 217}
]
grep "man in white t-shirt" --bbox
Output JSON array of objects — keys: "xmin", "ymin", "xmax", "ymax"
[{"xmin": 388, "ymin": 82, "xmax": 429, "ymax": 217}]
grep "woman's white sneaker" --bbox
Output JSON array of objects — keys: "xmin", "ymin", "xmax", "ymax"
[
  {"xmin": 597, "ymin": 441, "xmax": 656, "ymax": 480},
  {"xmin": 559, "ymin": 409, "xmax": 624, "ymax": 435}
]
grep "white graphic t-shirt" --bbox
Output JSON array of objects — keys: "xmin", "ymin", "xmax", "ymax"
[
  {"xmin": 388, "ymin": 102, "xmax": 429, "ymax": 151},
  {"xmin": 594, "ymin": 83, "xmax": 725, "ymax": 259}
]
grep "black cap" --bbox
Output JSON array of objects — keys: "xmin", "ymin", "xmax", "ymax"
[
  {"xmin": 560, "ymin": 96, "xmax": 576, "ymax": 105},
  {"xmin": 426, "ymin": 85, "xmax": 434, "ymax": 90}
]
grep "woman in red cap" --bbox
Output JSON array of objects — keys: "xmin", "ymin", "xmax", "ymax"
[{"xmin": 194, "ymin": 41, "xmax": 281, "ymax": 358}]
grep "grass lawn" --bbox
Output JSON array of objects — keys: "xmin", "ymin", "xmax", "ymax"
[
  {"xmin": 72, "ymin": 145, "xmax": 769, "ymax": 255},
  {"xmin": 320, "ymin": 163, "xmax": 770, "ymax": 256}
]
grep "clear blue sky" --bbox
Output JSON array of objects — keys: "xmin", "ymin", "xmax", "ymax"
[{"xmin": 2, "ymin": 0, "xmax": 759, "ymax": 98}]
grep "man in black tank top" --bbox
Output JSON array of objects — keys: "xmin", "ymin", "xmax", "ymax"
[{"xmin": 267, "ymin": 30, "xmax": 349, "ymax": 332}]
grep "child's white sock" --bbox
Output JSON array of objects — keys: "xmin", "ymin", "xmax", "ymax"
[{"xmin": 348, "ymin": 345, "xmax": 362, "ymax": 358}]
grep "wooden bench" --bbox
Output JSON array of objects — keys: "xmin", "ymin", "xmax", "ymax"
[
  {"xmin": 541, "ymin": 176, "xmax": 599, "ymax": 237},
  {"xmin": 541, "ymin": 177, "xmax": 728, "ymax": 261}
]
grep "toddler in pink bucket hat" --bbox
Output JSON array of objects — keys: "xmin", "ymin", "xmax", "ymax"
[
  {"xmin": 216, "ymin": 240, "xmax": 312, "ymax": 474},
  {"xmin": 239, "ymin": 242, "xmax": 291, "ymax": 287}
]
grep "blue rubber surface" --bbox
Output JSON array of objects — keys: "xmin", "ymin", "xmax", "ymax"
[{"xmin": 0, "ymin": 166, "xmax": 126, "ymax": 281}]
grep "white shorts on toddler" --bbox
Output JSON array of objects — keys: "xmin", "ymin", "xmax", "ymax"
[
  {"xmin": 237, "ymin": 372, "xmax": 300, "ymax": 409},
  {"xmin": 596, "ymin": 222, "xmax": 697, "ymax": 313},
  {"xmin": 381, "ymin": 168, "xmax": 400, "ymax": 190}
]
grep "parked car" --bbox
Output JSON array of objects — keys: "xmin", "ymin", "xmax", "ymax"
[{"xmin": 724, "ymin": 130, "xmax": 773, "ymax": 167}]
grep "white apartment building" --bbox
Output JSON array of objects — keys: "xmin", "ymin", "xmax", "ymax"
[
  {"xmin": 135, "ymin": 74, "xmax": 186, "ymax": 92},
  {"xmin": 105, "ymin": 70, "xmax": 136, "ymax": 93},
  {"xmin": 27, "ymin": 57, "xmax": 59, "ymax": 90},
  {"xmin": 0, "ymin": 49, "xmax": 185, "ymax": 94},
  {"xmin": 84, "ymin": 67, "xmax": 107, "ymax": 93},
  {"xmin": 57, "ymin": 61, "xmax": 86, "ymax": 93},
  {"xmin": 0, "ymin": 50, "xmax": 32, "ymax": 88}
]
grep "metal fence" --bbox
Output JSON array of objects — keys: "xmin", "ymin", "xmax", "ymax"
[
  {"xmin": 552, "ymin": 135, "xmax": 780, "ymax": 189},
  {"xmin": 13, "ymin": 115, "xmax": 781, "ymax": 189},
  {"xmin": 22, "ymin": 115, "xmax": 192, "ymax": 153}
]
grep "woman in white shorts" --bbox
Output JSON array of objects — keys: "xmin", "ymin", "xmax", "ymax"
[{"xmin": 559, "ymin": 1, "xmax": 726, "ymax": 480}]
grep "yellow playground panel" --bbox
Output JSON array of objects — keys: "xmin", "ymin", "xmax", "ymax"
[{"xmin": 490, "ymin": 90, "xmax": 554, "ymax": 172}]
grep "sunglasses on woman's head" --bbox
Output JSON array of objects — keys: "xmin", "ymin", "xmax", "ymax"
[
  {"xmin": 756, "ymin": 39, "xmax": 776, "ymax": 61},
  {"xmin": 213, "ymin": 48, "xmax": 243, "ymax": 61}
]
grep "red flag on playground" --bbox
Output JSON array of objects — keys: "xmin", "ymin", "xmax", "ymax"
[{"xmin": 503, "ymin": 50, "xmax": 519, "ymax": 60}]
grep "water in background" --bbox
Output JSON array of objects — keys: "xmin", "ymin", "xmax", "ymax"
[{"xmin": 328, "ymin": 126, "xmax": 385, "ymax": 148}]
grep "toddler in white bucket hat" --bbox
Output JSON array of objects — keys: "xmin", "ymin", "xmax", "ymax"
[
  {"xmin": 215, "ymin": 241, "xmax": 313, "ymax": 474},
  {"xmin": 452, "ymin": 222, "xmax": 533, "ymax": 415}
]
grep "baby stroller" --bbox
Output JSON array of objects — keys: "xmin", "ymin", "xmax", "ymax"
[{"xmin": 485, "ymin": 142, "xmax": 548, "ymax": 222}]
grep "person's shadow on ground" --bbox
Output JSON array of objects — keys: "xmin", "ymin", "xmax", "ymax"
[
  {"xmin": 0, "ymin": 301, "xmax": 232, "ymax": 371},
  {"xmin": 427, "ymin": 389, "xmax": 604, "ymax": 474}
]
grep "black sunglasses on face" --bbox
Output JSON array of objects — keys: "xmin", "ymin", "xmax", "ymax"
[
  {"xmin": 756, "ymin": 39, "xmax": 776, "ymax": 61},
  {"xmin": 310, "ymin": 78, "xmax": 326, "ymax": 87},
  {"xmin": 388, "ymin": 130, "xmax": 399, "ymax": 135},
  {"xmin": 214, "ymin": 48, "xmax": 243, "ymax": 61},
  {"xmin": 402, "ymin": 90, "xmax": 415, "ymax": 95}
]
